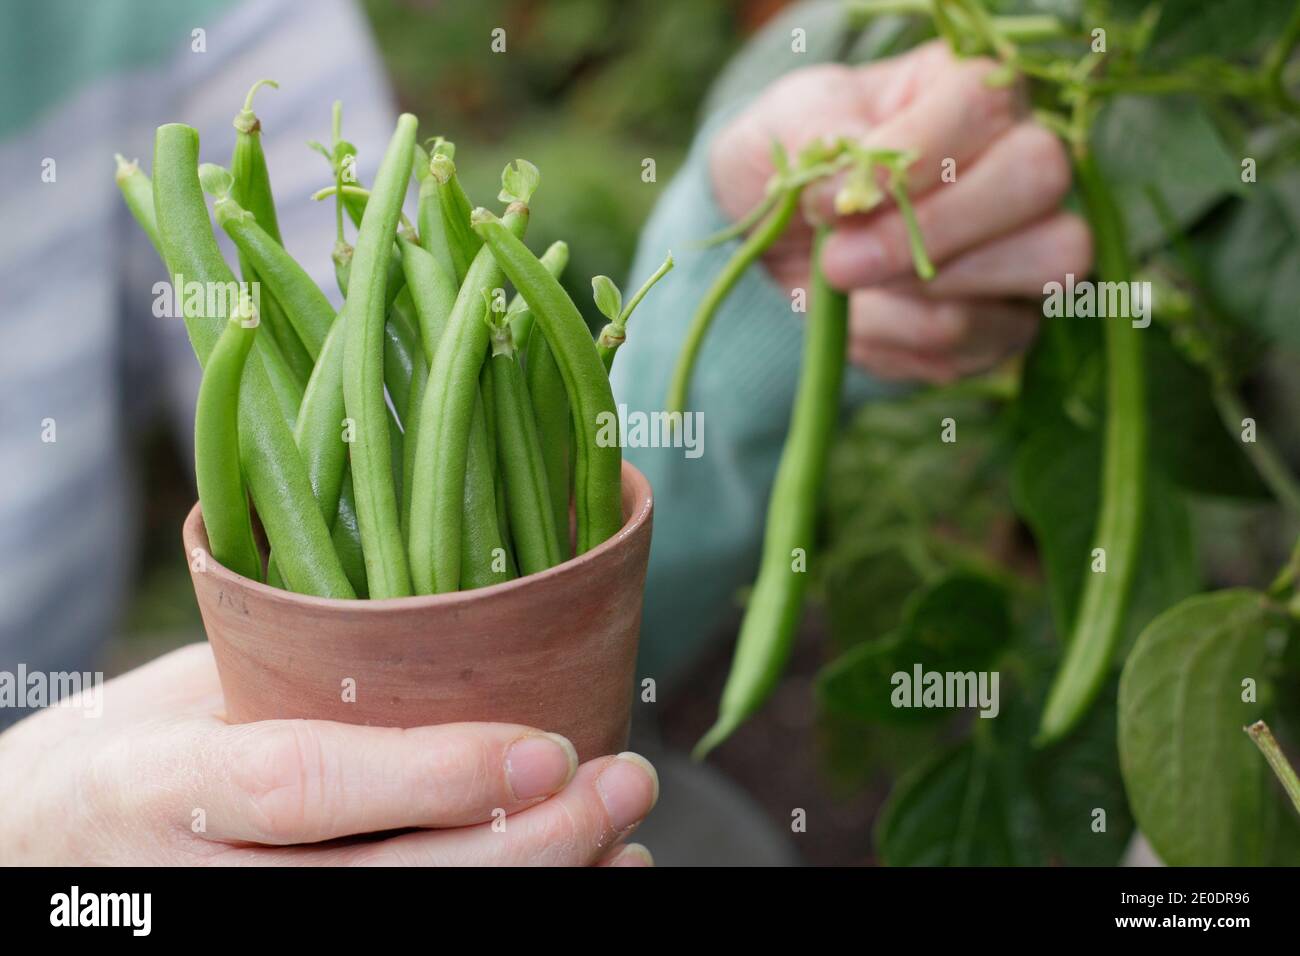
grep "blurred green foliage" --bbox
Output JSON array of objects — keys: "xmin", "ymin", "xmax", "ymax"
[{"xmin": 361, "ymin": 0, "xmax": 751, "ymax": 320}]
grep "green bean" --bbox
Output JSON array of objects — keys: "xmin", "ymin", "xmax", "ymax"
[
  {"xmin": 153, "ymin": 123, "xmax": 352, "ymax": 597},
  {"xmin": 666, "ymin": 188, "xmax": 800, "ymax": 415},
  {"xmin": 119, "ymin": 156, "xmax": 303, "ymax": 437},
  {"xmin": 398, "ymin": 236, "xmax": 457, "ymax": 355},
  {"xmin": 472, "ymin": 210, "xmax": 623, "ymax": 553},
  {"xmin": 594, "ymin": 252, "xmax": 674, "ymax": 373},
  {"xmin": 496, "ymin": 241, "xmax": 570, "ymax": 557},
  {"xmin": 460, "ymin": 400, "xmax": 514, "ymax": 590},
  {"xmin": 695, "ymin": 229, "xmax": 847, "ymax": 759},
  {"xmin": 408, "ymin": 189, "xmax": 533, "ymax": 594},
  {"xmin": 428, "ymin": 143, "xmax": 480, "ymax": 284},
  {"xmin": 341, "ymin": 113, "xmax": 418, "ymax": 599},
  {"xmin": 229, "ymin": 80, "xmax": 315, "ymax": 387},
  {"xmin": 113, "ymin": 155, "xmax": 161, "ymax": 252},
  {"xmin": 523, "ymin": 319, "xmax": 571, "ymax": 560},
  {"xmin": 293, "ymin": 312, "xmax": 349, "ymax": 525},
  {"xmin": 332, "ymin": 471, "xmax": 369, "ymax": 598},
  {"xmin": 484, "ymin": 297, "xmax": 563, "ymax": 574},
  {"xmin": 195, "ymin": 298, "xmax": 262, "ymax": 581},
  {"xmin": 508, "ymin": 240, "xmax": 568, "ymax": 352},
  {"xmin": 414, "ymin": 141, "xmax": 458, "ymax": 282},
  {"xmin": 213, "ymin": 194, "xmax": 334, "ymax": 356},
  {"xmin": 1036, "ymin": 151, "xmax": 1146, "ymax": 746}
]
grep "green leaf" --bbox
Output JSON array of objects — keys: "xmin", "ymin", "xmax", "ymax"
[
  {"xmin": 1094, "ymin": 97, "xmax": 1245, "ymax": 255},
  {"xmin": 1118, "ymin": 589, "xmax": 1300, "ymax": 865},
  {"xmin": 1142, "ymin": 0, "xmax": 1293, "ymax": 65},
  {"xmin": 590, "ymin": 275, "xmax": 622, "ymax": 322},
  {"xmin": 1206, "ymin": 170, "xmax": 1300, "ymax": 352},
  {"xmin": 818, "ymin": 573, "xmax": 1011, "ymax": 723},
  {"xmin": 875, "ymin": 739, "xmax": 1043, "ymax": 865},
  {"xmin": 498, "ymin": 158, "xmax": 540, "ymax": 205}
]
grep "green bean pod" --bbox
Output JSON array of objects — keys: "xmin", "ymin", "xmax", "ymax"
[
  {"xmin": 114, "ymin": 155, "xmax": 162, "ymax": 251},
  {"xmin": 428, "ymin": 147, "xmax": 480, "ymax": 284},
  {"xmin": 293, "ymin": 312, "xmax": 349, "ymax": 524},
  {"xmin": 215, "ymin": 197, "xmax": 334, "ymax": 356},
  {"xmin": 414, "ymin": 142, "xmax": 458, "ymax": 282},
  {"xmin": 1035, "ymin": 151, "xmax": 1146, "ymax": 746},
  {"xmin": 341, "ymin": 113, "xmax": 418, "ymax": 599},
  {"xmin": 195, "ymin": 301, "xmax": 262, "ymax": 581},
  {"xmin": 229, "ymin": 80, "xmax": 315, "ymax": 386},
  {"xmin": 398, "ymin": 236, "xmax": 458, "ymax": 355},
  {"xmin": 524, "ymin": 319, "xmax": 571, "ymax": 560},
  {"xmin": 472, "ymin": 211, "xmax": 623, "ymax": 553},
  {"xmin": 485, "ymin": 302, "xmax": 562, "ymax": 574},
  {"xmin": 332, "ymin": 471, "xmax": 369, "ymax": 598},
  {"xmin": 118, "ymin": 156, "xmax": 302, "ymax": 437},
  {"xmin": 460, "ymin": 401, "xmax": 514, "ymax": 590},
  {"xmin": 666, "ymin": 188, "xmax": 799, "ymax": 415},
  {"xmin": 694, "ymin": 229, "xmax": 847, "ymax": 759},
  {"xmin": 508, "ymin": 240, "xmax": 569, "ymax": 351},
  {"xmin": 153, "ymin": 123, "xmax": 352, "ymax": 598},
  {"xmin": 408, "ymin": 202, "xmax": 530, "ymax": 594}
]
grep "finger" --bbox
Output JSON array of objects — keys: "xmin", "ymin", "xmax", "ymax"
[
  {"xmin": 333, "ymin": 752, "xmax": 660, "ymax": 867},
  {"xmin": 823, "ymin": 121, "xmax": 1072, "ymax": 288},
  {"xmin": 187, "ymin": 720, "xmax": 578, "ymax": 845},
  {"xmin": 805, "ymin": 52, "xmax": 1023, "ymax": 221},
  {"xmin": 597, "ymin": 842, "xmax": 655, "ymax": 867},
  {"xmin": 847, "ymin": 292, "xmax": 1039, "ymax": 380},
  {"xmin": 882, "ymin": 212, "xmax": 1093, "ymax": 299}
]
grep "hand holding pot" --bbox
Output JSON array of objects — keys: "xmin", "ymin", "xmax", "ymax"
[
  {"xmin": 0, "ymin": 644, "xmax": 657, "ymax": 866},
  {"xmin": 709, "ymin": 39, "xmax": 1091, "ymax": 383}
]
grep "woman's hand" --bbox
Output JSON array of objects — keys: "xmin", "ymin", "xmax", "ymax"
[
  {"xmin": 0, "ymin": 644, "xmax": 657, "ymax": 866},
  {"xmin": 709, "ymin": 40, "xmax": 1091, "ymax": 383}
]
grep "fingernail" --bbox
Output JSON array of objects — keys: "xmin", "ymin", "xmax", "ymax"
[
  {"xmin": 597, "ymin": 751, "xmax": 660, "ymax": 831},
  {"xmin": 506, "ymin": 732, "xmax": 578, "ymax": 801},
  {"xmin": 608, "ymin": 843, "xmax": 655, "ymax": 867}
]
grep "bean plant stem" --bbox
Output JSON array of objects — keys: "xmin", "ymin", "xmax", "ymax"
[{"xmin": 1245, "ymin": 721, "xmax": 1300, "ymax": 818}]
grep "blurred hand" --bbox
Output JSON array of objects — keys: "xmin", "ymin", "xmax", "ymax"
[
  {"xmin": 709, "ymin": 41, "xmax": 1091, "ymax": 383},
  {"xmin": 0, "ymin": 644, "xmax": 657, "ymax": 866}
]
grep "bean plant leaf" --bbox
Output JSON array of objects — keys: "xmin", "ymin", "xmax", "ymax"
[
  {"xmin": 591, "ymin": 275, "xmax": 622, "ymax": 322},
  {"xmin": 498, "ymin": 158, "xmax": 540, "ymax": 205},
  {"xmin": 818, "ymin": 573, "xmax": 1011, "ymax": 723},
  {"xmin": 1204, "ymin": 170, "xmax": 1300, "ymax": 352},
  {"xmin": 875, "ymin": 740, "xmax": 1042, "ymax": 865},
  {"xmin": 1139, "ymin": 0, "xmax": 1294, "ymax": 66},
  {"xmin": 1093, "ymin": 96, "xmax": 1244, "ymax": 255},
  {"xmin": 875, "ymin": 619, "xmax": 1135, "ymax": 867},
  {"xmin": 1118, "ymin": 589, "xmax": 1300, "ymax": 866},
  {"xmin": 1011, "ymin": 417, "xmax": 1199, "ymax": 655}
]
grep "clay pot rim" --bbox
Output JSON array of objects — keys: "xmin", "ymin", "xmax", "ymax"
[{"xmin": 183, "ymin": 459, "xmax": 652, "ymax": 613}]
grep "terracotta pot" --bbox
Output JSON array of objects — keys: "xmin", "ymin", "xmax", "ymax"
[{"xmin": 184, "ymin": 461, "xmax": 652, "ymax": 762}]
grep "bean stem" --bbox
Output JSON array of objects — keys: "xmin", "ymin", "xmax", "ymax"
[
  {"xmin": 666, "ymin": 188, "xmax": 800, "ymax": 415},
  {"xmin": 1245, "ymin": 720, "xmax": 1300, "ymax": 818}
]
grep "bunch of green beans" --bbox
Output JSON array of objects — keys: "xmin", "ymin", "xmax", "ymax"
[{"xmin": 115, "ymin": 87, "xmax": 672, "ymax": 599}]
